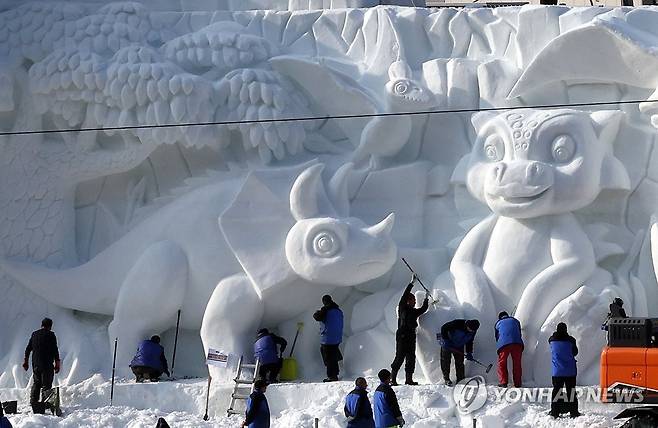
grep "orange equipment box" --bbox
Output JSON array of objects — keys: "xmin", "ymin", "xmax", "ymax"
[{"xmin": 600, "ymin": 346, "xmax": 658, "ymax": 403}]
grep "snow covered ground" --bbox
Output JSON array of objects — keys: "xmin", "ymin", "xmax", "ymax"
[{"xmin": 0, "ymin": 376, "xmax": 635, "ymax": 427}]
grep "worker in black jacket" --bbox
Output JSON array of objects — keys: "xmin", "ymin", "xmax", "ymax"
[
  {"xmin": 390, "ymin": 274, "xmax": 429, "ymax": 386},
  {"xmin": 23, "ymin": 318, "xmax": 61, "ymax": 412},
  {"xmin": 609, "ymin": 298, "xmax": 627, "ymax": 318}
]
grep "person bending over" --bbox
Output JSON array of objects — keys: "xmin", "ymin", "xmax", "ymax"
[
  {"xmin": 254, "ymin": 328, "xmax": 287, "ymax": 384},
  {"xmin": 439, "ymin": 319, "xmax": 480, "ymax": 386},
  {"xmin": 129, "ymin": 335, "xmax": 170, "ymax": 382}
]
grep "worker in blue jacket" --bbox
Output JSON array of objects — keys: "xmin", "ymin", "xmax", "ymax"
[
  {"xmin": 495, "ymin": 311, "xmax": 523, "ymax": 388},
  {"xmin": 242, "ymin": 379, "xmax": 270, "ymax": 428},
  {"xmin": 374, "ymin": 369, "xmax": 404, "ymax": 428},
  {"xmin": 254, "ymin": 328, "xmax": 287, "ymax": 384},
  {"xmin": 129, "ymin": 335, "xmax": 169, "ymax": 382},
  {"xmin": 344, "ymin": 377, "xmax": 375, "ymax": 428},
  {"xmin": 313, "ymin": 295, "xmax": 344, "ymax": 382},
  {"xmin": 549, "ymin": 322, "xmax": 580, "ymax": 418},
  {"xmin": 439, "ymin": 319, "xmax": 480, "ymax": 386}
]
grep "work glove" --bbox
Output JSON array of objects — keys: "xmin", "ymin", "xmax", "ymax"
[
  {"xmin": 22, "ymin": 359, "xmax": 29, "ymax": 371},
  {"xmin": 397, "ymin": 416, "xmax": 406, "ymax": 426},
  {"xmin": 465, "ymin": 353, "xmax": 474, "ymax": 361},
  {"xmin": 410, "ymin": 273, "xmax": 417, "ymax": 283},
  {"xmin": 54, "ymin": 359, "xmax": 61, "ymax": 374}
]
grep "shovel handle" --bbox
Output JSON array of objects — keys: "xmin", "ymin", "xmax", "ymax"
[
  {"xmin": 288, "ymin": 322, "xmax": 303, "ymax": 358},
  {"xmin": 401, "ymin": 258, "xmax": 438, "ymax": 305},
  {"xmin": 447, "ymin": 346, "xmax": 492, "ymax": 373}
]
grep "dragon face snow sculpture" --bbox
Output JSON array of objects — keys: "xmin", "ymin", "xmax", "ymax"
[
  {"xmin": 2, "ymin": 162, "xmax": 396, "ymax": 377},
  {"xmin": 449, "ymin": 108, "xmax": 631, "ymax": 382}
]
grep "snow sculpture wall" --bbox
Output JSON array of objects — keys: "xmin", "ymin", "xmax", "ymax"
[{"xmin": 0, "ymin": 2, "xmax": 657, "ymax": 387}]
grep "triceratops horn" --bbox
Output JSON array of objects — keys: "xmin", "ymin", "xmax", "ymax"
[
  {"xmin": 328, "ymin": 163, "xmax": 353, "ymax": 218},
  {"xmin": 290, "ymin": 163, "xmax": 324, "ymax": 220},
  {"xmin": 366, "ymin": 213, "xmax": 396, "ymax": 237}
]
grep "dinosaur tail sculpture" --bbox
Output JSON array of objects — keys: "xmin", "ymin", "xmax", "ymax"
[{"xmin": 0, "ymin": 257, "xmax": 122, "ymax": 315}]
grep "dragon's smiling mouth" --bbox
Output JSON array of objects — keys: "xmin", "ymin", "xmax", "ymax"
[{"xmin": 489, "ymin": 186, "xmax": 552, "ymax": 205}]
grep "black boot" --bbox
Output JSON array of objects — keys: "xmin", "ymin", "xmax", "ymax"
[
  {"xmin": 405, "ymin": 372, "xmax": 418, "ymax": 386},
  {"xmin": 391, "ymin": 370, "xmax": 399, "ymax": 386}
]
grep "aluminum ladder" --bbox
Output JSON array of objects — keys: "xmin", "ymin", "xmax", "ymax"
[{"xmin": 227, "ymin": 356, "xmax": 260, "ymax": 417}]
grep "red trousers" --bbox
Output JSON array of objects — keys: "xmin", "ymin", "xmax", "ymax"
[{"xmin": 497, "ymin": 343, "xmax": 523, "ymax": 387}]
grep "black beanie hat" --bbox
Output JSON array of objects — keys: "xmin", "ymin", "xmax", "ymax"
[
  {"xmin": 557, "ymin": 322, "xmax": 568, "ymax": 334},
  {"xmin": 378, "ymin": 369, "xmax": 391, "ymax": 382},
  {"xmin": 466, "ymin": 319, "xmax": 480, "ymax": 330}
]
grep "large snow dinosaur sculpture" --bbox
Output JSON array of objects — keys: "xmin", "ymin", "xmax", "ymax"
[
  {"xmin": 1, "ymin": 162, "xmax": 397, "ymax": 376},
  {"xmin": 447, "ymin": 108, "xmax": 631, "ymax": 382}
]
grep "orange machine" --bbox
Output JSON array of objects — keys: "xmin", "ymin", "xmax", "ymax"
[{"xmin": 600, "ymin": 318, "xmax": 658, "ymax": 403}]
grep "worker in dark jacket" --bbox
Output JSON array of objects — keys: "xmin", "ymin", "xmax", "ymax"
[
  {"xmin": 439, "ymin": 319, "xmax": 480, "ymax": 386},
  {"xmin": 374, "ymin": 369, "xmax": 404, "ymax": 428},
  {"xmin": 242, "ymin": 379, "xmax": 269, "ymax": 428},
  {"xmin": 254, "ymin": 328, "xmax": 287, "ymax": 383},
  {"xmin": 23, "ymin": 317, "xmax": 60, "ymax": 411},
  {"xmin": 129, "ymin": 335, "xmax": 170, "ymax": 382},
  {"xmin": 390, "ymin": 274, "xmax": 429, "ymax": 386},
  {"xmin": 609, "ymin": 298, "xmax": 627, "ymax": 318},
  {"xmin": 549, "ymin": 322, "xmax": 580, "ymax": 418},
  {"xmin": 495, "ymin": 311, "xmax": 523, "ymax": 388},
  {"xmin": 344, "ymin": 377, "xmax": 375, "ymax": 428},
  {"xmin": 313, "ymin": 295, "xmax": 344, "ymax": 382},
  {"xmin": 0, "ymin": 400, "xmax": 13, "ymax": 428}
]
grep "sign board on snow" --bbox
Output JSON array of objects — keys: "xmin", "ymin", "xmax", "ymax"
[{"xmin": 206, "ymin": 348, "xmax": 229, "ymax": 367}]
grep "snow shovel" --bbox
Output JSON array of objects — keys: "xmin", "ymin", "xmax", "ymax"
[
  {"xmin": 280, "ymin": 322, "xmax": 303, "ymax": 381},
  {"xmin": 401, "ymin": 258, "xmax": 439, "ymax": 306},
  {"xmin": 447, "ymin": 346, "xmax": 493, "ymax": 374}
]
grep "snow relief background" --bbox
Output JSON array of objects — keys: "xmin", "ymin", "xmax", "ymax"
[{"xmin": 1, "ymin": 1, "xmax": 658, "ymax": 389}]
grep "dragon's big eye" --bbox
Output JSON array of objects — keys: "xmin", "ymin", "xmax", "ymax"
[
  {"xmin": 393, "ymin": 80, "xmax": 409, "ymax": 95},
  {"xmin": 483, "ymin": 135, "xmax": 504, "ymax": 162},
  {"xmin": 551, "ymin": 135, "xmax": 575, "ymax": 163},
  {"xmin": 312, "ymin": 231, "xmax": 341, "ymax": 258}
]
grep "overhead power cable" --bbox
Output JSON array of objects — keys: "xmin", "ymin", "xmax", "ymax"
[{"xmin": 0, "ymin": 98, "xmax": 656, "ymax": 137}]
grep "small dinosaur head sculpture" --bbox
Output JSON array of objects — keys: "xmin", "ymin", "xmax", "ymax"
[
  {"xmin": 452, "ymin": 109, "xmax": 630, "ymax": 219},
  {"xmin": 385, "ymin": 61, "xmax": 430, "ymax": 107},
  {"xmin": 221, "ymin": 162, "xmax": 397, "ymax": 297},
  {"xmin": 286, "ymin": 164, "xmax": 397, "ymax": 285}
]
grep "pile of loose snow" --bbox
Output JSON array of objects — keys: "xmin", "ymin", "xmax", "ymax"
[{"xmin": 0, "ymin": 376, "xmax": 631, "ymax": 427}]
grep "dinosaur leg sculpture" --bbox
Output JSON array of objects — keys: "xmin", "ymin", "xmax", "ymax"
[
  {"xmin": 108, "ymin": 241, "xmax": 188, "ymax": 378},
  {"xmin": 200, "ymin": 274, "xmax": 264, "ymax": 382}
]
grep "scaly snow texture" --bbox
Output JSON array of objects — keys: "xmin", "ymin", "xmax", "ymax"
[{"xmin": 0, "ymin": 377, "xmax": 631, "ymax": 427}]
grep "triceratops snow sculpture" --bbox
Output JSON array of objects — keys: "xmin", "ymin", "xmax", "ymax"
[
  {"xmin": 449, "ymin": 108, "xmax": 631, "ymax": 382},
  {"xmin": 1, "ymin": 162, "xmax": 397, "ymax": 376}
]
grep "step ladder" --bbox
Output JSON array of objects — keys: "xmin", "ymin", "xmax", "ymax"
[{"xmin": 227, "ymin": 356, "xmax": 260, "ymax": 417}]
